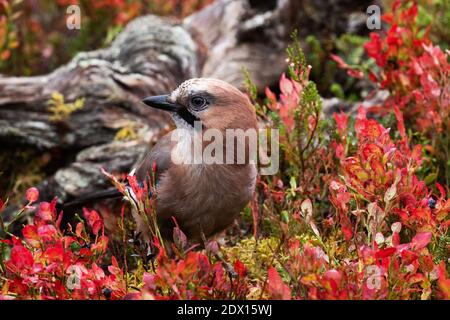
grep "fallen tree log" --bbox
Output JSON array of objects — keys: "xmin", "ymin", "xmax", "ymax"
[{"xmin": 0, "ymin": 15, "xmax": 199, "ymax": 201}]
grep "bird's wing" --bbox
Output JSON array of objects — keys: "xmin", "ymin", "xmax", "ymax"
[
  {"xmin": 63, "ymin": 133, "xmax": 174, "ymax": 209},
  {"xmin": 135, "ymin": 132, "xmax": 174, "ymax": 183}
]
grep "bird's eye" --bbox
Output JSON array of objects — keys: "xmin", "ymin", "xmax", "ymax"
[{"xmin": 190, "ymin": 96, "xmax": 207, "ymax": 109}]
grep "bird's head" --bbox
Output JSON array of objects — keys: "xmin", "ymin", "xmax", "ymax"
[{"xmin": 142, "ymin": 78, "xmax": 257, "ymax": 131}]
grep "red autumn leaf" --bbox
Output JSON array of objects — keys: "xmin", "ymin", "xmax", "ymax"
[
  {"xmin": 56, "ymin": 211, "xmax": 64, "ymax": 229},
  {"xmin": 127, "ymin": 174, "xmax": 144, "ymax": 201},
  {"xmin": 143, "ymin": 272, "xmax": 157, "ymax": 291},
  {"xmin": 277, "ymin": 73, "xmax": 301, "ymax": 132},
  {"xmin": 362, "ymin": 144, "xmax": 383, "ymax": 161},
  {"xmin": 92, "ymin": 235, "xmax": 109, "ymax": 253},
  {"xmin": 37, "ymin": 202, "xmax": 55, "ymax": 221},
  {"xmin": 392, "ymin": 232, "xmax": 400, "ymax": 246},
  {"xmin": 410, "ymin": 232, "xmax": 432, "ymax": 250},
  {"xmin": 91, "ymin": 263, "xmax": 105, "ymax": 280},
  {"xmin": 330, "ymin": 54, "xmax": 349, "ymax": 69},
  {"xmin": 10, "ymin": 245, "xmax": 34, "ymax": 269},
  {"xmin": 400, "ymin": 249, "xmax": 418, "ymax": 265},
  {"xmin": 37, "ymin": 224, "xmax": 58, "ymax": 242},
  {"xmin": 368, "ymin": 70, "xmax": 378, "ymax": 82},
  {"xmin": 171, "ymin": 216, "xmax": 187, "ymax": 252},
  {"xmin": 393, "ymin": 106, "xmax": 407, "ymax": 143},
  {"xmin": 279, "ymin": 73, "xmax": 295, "ymax": 96},
  {"xmin": 375, "ymin": 247, "xmax": 397, "ymax": 259},
  {"xmin": 323, "ymin": 269, "xmax": 342, "ymax": 284},
  {"xmin": 370, "ymin": 158, "xmax": 385, "ymax": 178},
  {"xmin": 75, "ymin": 222, "xmax": 84, "ymax": 237},
  {"xmin": 419, "ymin": 255, "xmax": 435, "ymax": 273},
  {"xmin": 420, "ymin": 73, "xmax": 440, "ymax": 97},
  {"xmin": 79, "ymin": 247, "xmax": 93, "ymax": 258},
  {"xmin": 410, "ymin": 144, "xmax": 422, "ymax": 163},
  {"xmin": 342, "ymin": 226, "xmax": 353, "ymax": 242},
  {"xmin": 82, "ymin": 208, "xmax": 103, "ymax": 236},
  {"xmin": 333, "ymin": 142, "xmax": 345, "ymax": 160},
  {"xmin": 25, "ymin": 187, "xmax": 39, "ymax": 203},
  {"xmin": 22, "ymin": 225, "xmax": 40, "ymax": 246},
  {"xmin": 400, "ymin": 193, "xmax": 417, "ymax": 207},
  {"xmin": 267, "ymin": 267, "xmax": 291, "ymax": 300},
  {"xmin": 233, "ymin": 260, "xmax": 247, "ymax": 278},
  {"xmin": 334, "ymin": 111, "xmax": 349, "ymax": 137},
  {"xmin": 347, "ymin": 69, "xmax": 364, "ymax": 79},
  {"xmin": 364, "ymin": 120, "xmax": 384, "ymax": 141},
  {"xmin": 436, "ymin": 183, "xmax": 446, "ymax": 199},
  {"xmin": 44, "ymin": 246, "xmax": 64, "ymax": 263},
  {"xmin": 404, "ymin": 3, "xmax": 418, "ymax": 20},
  {"xmin": 265, "ymin": 86, "xmax": 277, "ymax": 104},
  {"xmin": 0, "ymin": 239, "xmax": 12, "ymax": 245},
  {"xmin": 364, "ymin": 33, "xmax": 386, "ymax": 66}
]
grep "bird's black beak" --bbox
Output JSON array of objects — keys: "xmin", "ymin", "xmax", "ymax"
[{"xmin": 142, "ymin": 94, "xmax": 181, "ymax": 112}]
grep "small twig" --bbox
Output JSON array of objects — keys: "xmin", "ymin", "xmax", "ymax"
[{"xmin": 258, "ymin": 235, "xmax": 285, "ymax": 299}]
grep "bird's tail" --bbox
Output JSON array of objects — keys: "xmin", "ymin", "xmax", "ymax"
[{"xmin": 63, "ymin": 188, "xmax": 122, "ymax": 209}]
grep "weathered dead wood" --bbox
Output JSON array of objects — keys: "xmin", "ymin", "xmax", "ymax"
[
  {"xmin": 185, "ymin": 0, "xmax": 372, "ymax": 91},
  {"xmin": 0, "ymin": 15, "xmax": 199, "ymax": 200}
]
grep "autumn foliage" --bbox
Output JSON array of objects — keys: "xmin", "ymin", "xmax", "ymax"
[{"xmin": 0, "ymin": 197, "xmax": 126, "ymax": 299}]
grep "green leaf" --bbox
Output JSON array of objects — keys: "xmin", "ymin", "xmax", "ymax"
[
  {"xmin": 424, "ymin": 172, "xmax": 438, "ymax": 185},
  {"xmin": 289, "ymin": 176, "xmax": 297, "ymax": 190},
  {"xmin": 281, "ymin": 211, "xmax": 289, "ymax": 224},
  {"xmin": 70, "ymin": 242, "xmax": 81, "ymax": 252}
]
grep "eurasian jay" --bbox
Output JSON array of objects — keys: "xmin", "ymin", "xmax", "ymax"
[{"xmin": 68, "ymin": 78, "xmax": 258, "ymax": 245}]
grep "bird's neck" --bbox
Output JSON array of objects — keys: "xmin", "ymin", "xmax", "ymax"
[{"xmin": 170, "ymin": 127, "xmax": 256, "ymax": 166}]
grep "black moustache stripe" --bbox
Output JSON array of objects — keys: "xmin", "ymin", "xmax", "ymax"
[{"xmin": 177, "ymin": 108, "xmax": 200, "ymax": 127}]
